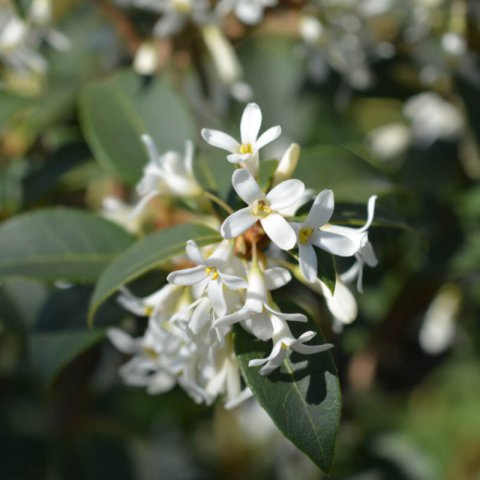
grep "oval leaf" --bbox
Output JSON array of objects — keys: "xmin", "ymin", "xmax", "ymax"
[
  {"xmin": 88, "ymin": 224, "xmax": 221, "ymax": 325},
  {"xmin": 0, "ymin": 209, "xmax": 134, "ymax": 282},
  {"xmin": 29, "ymin": 329, "xmax": 105, "ymax": 387},
  {"xmin": 80, "ymin": 69, "xmax": 196, "ymax": 184},
  {"xmin": 234, "ymin": 303, "xmax": 341, "ymax": 472}
]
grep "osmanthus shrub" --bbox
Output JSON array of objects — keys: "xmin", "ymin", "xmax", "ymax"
[{"xmin": 97, "ymin": 103, "xmax": 378, "ymax": 472}]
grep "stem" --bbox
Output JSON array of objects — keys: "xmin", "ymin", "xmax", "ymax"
[{"xmin": 204, "ymin": 191, "xmax": 234, "ymax": 215}]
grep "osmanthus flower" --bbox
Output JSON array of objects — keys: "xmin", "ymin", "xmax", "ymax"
[
  {"xmin": 324, "ymin": 195, "xmax": 378, "ymax": 292},
  {"xmin": 214, "ymin": 265, "xmax": 306, "ymax": 341},
  {"xmin": 167, "ymin": 240, "xmax": 247, "ymax": 318},
  {"xmin": 220, "ymin": 168, "xmax": 304, "ymax": 250},
  {"xmin": 248, "ymin": 314, "xmax": 334, "ymax": 376},
  {"xmin": 201, "ymin": 102, "xmax": 281, "ymax": 175},
  {"xmin": 291, "ymin": 189, "xmax": 358, "ymax": 283},
  {"xmin": 217, "ymin": 0, "xmax": 278, "ymax": 25},
  {"xmin": 133, "ymin": 135, "xmax": 203, "ymax": 216}
]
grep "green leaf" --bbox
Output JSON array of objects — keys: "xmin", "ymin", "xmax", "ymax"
[
  {"xmin": 0, "ymin": 209, "xmax": 134, "ymax": 282},
  {"xmin": 234, "ymin": 303, "xmax": 341, "ymax": 473},
  {"xmin": 80, "ymin": 70, "xmax": 196, "ymax": 184},
  {"xmin": 258, "ymin": 159, "xmax": 279, "ymax": 191},
  {"xmin": 29, "ymin": 329, "xmax": 105, "ymax": 386},
  {"xmin": 88, "ymin": 224, "xmax": 221, "ymax": 325}
]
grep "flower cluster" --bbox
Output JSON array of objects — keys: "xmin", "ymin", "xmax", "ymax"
[
  {"xmin": 108, "ymin": 103, "xmax": 378, "ymax": 408},
  {"xmin": 0, "ymin": 0, "xmax": 69, "ymax": 81}
]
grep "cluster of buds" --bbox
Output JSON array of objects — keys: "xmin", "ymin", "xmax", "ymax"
[{"xmin": 108, "ymin": 103, "xmax": 378, "ymax": 408}]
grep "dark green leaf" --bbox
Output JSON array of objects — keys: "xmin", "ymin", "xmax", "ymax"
[
  {"xmin": 28, "ymin": 329, "xmax": 105, "ymax": 386},
  {"xmin": 0, "ymin": 209, "xmax": 134, "ymax": 282},
  {"xmin": 80, "ymin": 70, "xmax": 196, "ymax": 184},
  {"xmin": 88, "ymin": 224, "xmax": 221, "ymax": 325},
  {"xmin": 234, "ymin": 303, "xmax": 341, "ymax": 472}
]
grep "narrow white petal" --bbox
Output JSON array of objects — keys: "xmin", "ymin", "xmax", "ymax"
[
  {"xmin": 264, "ymin": 304, "xmax": 307, "ymax": 322},
  {"xmin": 226, "ymin": 153, "xmax": 245, "ymax": 164},
  {"xmin": 220, "ymin": 208, "xmax": 257, "ymax": 239},
  {"xmin": 241, "ymin": 103, "xmax": 262, "ymax": 144},
  {"xmin": 214, "ymin": 308, "xmax": 249, "ymax": 328},
  {"xmin": 320, "ymin": 279, "xmax": 358, "ymax": 325},
  {"xmin": 208, "ymin": 280, "xmax": 228, "ymax": 317},
  {"xmin": 305, "ymin": 190, "xmax": 334, "ymax": 228},
  {"xmin": 131, "ymin": 190, "xmax": 159, "ymax": 218},
  {"xmin": 167, "ymin": 265, "xmax": 206, "ymax": 286},
  {"xmin": 246, "ymin": 267, "xmax": 267, "ymax": 312},
  {"xmin": 298, "ymin": 242, "xmax": 318, "ymax": 283},
  {"xmin": 264, "ymin": 267, "xmax": 292, "ymax": 290},
  {"xmin": 359, "ymin": 195, "xmax": 378, "ymax": 232},
  {"xmin": 141, "ymin": 134, "xmax": 160, "ymax": 163},
  {"xmin": 231, "ymin": 168, "xmax": 263, "ymax": 205},
  {"xmin": 267, "ymin": 179, "xmax": 305, "ymax": 211},
  {"xmin": 189, "ymin": 298, "xmax": 212, "ymax": 334},
  {"xmin": 255, "ymin": 125, "xmax": 282, "ymax": 150},
  {"xmin": 224, "ymin": 387, "xmax": 253, "ymax": 410},
  {"xmin": 311, "ymin": 231, "xmax": 357, "ymax": 257},
  {"xmin": 201, "ymin": 128, "xmax": 240, "ymax": 153},
  {"xmin": 219, "ymin": 272, "xmax": 247, "ymax": 290},
  {"xmin": 107, "ymin": 328, "xmax": 138, "ymax": 354},
  {"xmin": 186, "ymin": 240, "xmax": 205, "ymax": 265},
  {"xmin": 293, "ymin": 341, "xmax": 334, "ymax": 355},
  {"xmin": 361, "ymin": 241, "xmax": 378, "ymax": 267},
  {"xmin": 261, "ymin": 214, "xmax": 296, "ymax": 250}
]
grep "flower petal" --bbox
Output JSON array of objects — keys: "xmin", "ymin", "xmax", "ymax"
[
  {"xmin": 220, "ymin": 207, "xmax": 257, "ymax": 239},
  {"xmin": 298, "ymin": 242, "xmax": 318, "ymax": 283},
  {"xmin": 260, "ymin": 214, "xmax": 296, "ymax": 250},
  {"xmin": 201, "ymin": 128, "xmax": 240, "ymax": 153},
  {"xmin": 167, "ymin": 265, "xmax": 206, "ymax": 286},
  {"xmin": 189, "ymin": 297, "xmax": 212, "ymax": 334},
  {"xmin": 241, "ymin": 103, "xmax": 262, "ymax": 144},
  {"xmin": 219, "ymin": 272, "xmax": 247, "ymax": 290},
  {"xmin": 267, "ymin": 179, "xmax": 305, "ymax": 211},
  {"xmin": 264, "ymin": 267, "xmax": 291, "ymax": 290},
  {"xmin": 141, "ymin": 134, "xmax": 160, "ymax": 163},
  {"xmin": 208, "ymin": 279, "xmax": 228, "ymax": 317},
  {"xmin": 107, "ymin": 328, "xmax": 138, "ymax": 354},
  {"xmin": 264, "ymin": 304, "xmax": 307, "ymax": 323},
  {"xmin": 320, "ymin": 278, "xmax": 358, "ymax": 325},
  {"xmin": 255, "ymin": 125, "xmax": 282, "ymax": 150},
  {"xmin": 305, "ymin": 189, "xmax": 334, "ymax": 228},
  {"xmin": 359, "ymin": 195, "xmax": 378, "ymax": 232},
  {"xmin": 231, "ymin": 168, "xmax": 263, "ymax": 205},
  {"xmin": 311, "ymin": 231, "xmax": 357, "ymax": 257},
  {"xmin": 186, "ymin": 240, "xmax": 205, "ymax": 265}
]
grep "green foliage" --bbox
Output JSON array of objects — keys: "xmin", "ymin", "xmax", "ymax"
[
  {"xmin": 234, "ymin": 303, "xmax": 341, "ymax": 473},
  {"xmin": 80, "ymin": 70, "xmax": 196, "ymax": 184},
  {"xmin": 0, "ymin": 209, "xmax": 134, "ymax": 282},
  {"xmin": 88, "ymin": 224, "xmax": 221, "ymax": 324}
]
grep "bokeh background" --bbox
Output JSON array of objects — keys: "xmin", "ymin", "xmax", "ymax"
[{"xmin": 1, "ymin": 1, "xmax": 480, "ymax": 479}]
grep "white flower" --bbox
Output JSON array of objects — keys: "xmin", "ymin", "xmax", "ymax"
[
  {"xmin": 221, "ymin": 168, "xmax": 304, "ymax": 250},
  {"xmin": 201, "ymin": 102, "xmax": 281, "ymax": 175},
  {"xmin": 271, "ymin": 143, "xmax": 300, "ymax": 187},
  {"xmin": 214, "ymin": 265, "xmax": 303, "ymax": 340},
  {"xmin": 248, "ymin": 314, "xmax": 333, "ymax": 376},
  {"xmin": 101, "ymin": 197, "xmax": 142, "ymax": 234},
  {"xmin": 133, "ymin": 135, "xmax": 202, "ymax": 216},
  {"xmin": 323, "ymin": 195, "xmax": 378, "ymax": 292},
  {"xmin": 167, "ymin": 240, "xmax": 246, "ymax": 317},
  {"xmin": 291, "ymin": 190, "xmax": 357, "ymax": 283},
  {"xmin": 221, "ymin": 0, "xmax": 278, "ymax": 25}
]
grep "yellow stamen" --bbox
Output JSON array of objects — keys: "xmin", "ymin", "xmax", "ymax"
[
  {"xmin": 144, "ymin": 305, "xmax": 154, "ymax": 316},
  {"xmin": 239, "ymin": 143, "xmax": 254, "ymax": 154},
  {"xmin": 171, "ymin": 0, "xmax": 191, "ymax": 13},
  {"xmin": 205, "ymin": 267, "xmax": 219, "ymax": 280},
  {"xmin": 252, "ymin": 199, "xmax": 272, "ymax": 218},
  {"xmin": 143, "ymin": 347, "xmax": 159, "ymax": 360},
  {"xmin": 299, "ymin": 227, "xmax": 314, "ymax": 244},
  {"xmin": 281, "ymin": 342, "xmax": 289, "ymax": 351}
]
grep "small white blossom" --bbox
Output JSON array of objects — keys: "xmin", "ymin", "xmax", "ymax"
[
  {"xmin": 248, "ymin": 314, "xmax": 333, "ymax": 376},
  {"xmin": 134, "ymin": 135, "xmax": 202, "ymax": 216},
  {"xmin": 201, "ymin": 102, "xmax": 281, "ymax": 175},
  {"xmin": 221, "ymin": 168, "xmax": 304, "ymax": 250},
  {"xmin": 291, "ymin": 189, "xmax": 357, "ymax": 283}
]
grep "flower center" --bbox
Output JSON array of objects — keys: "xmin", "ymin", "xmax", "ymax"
[
  {"xmin": 252, "ymin": 199, "xmax": 272, "ymax": 218},
  {"xmin": 299, "ymin": 227, "xmax": 314, "ymax": 244},
  {"xmin": 205, "ymin": 267, "xmax": 219, "ymax": 281},
  {"xmin": 239, "ymin": 143, "xmax": 254, "ymax": 154},
  {"xmin": 143, "ymin": 347, "xmax": 159, "ymax": 360},
  {"xmin": 144, "ymin": 305, "xmax": 154, "ymax": 316},
  {"xmin": 170, "ymin": 0, "xmax": 191, "ymax": 13}
]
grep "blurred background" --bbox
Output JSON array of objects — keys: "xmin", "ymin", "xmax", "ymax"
[{"xmin": 1, "ymin": 0, "xmax": 480, "ymax": 479}]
